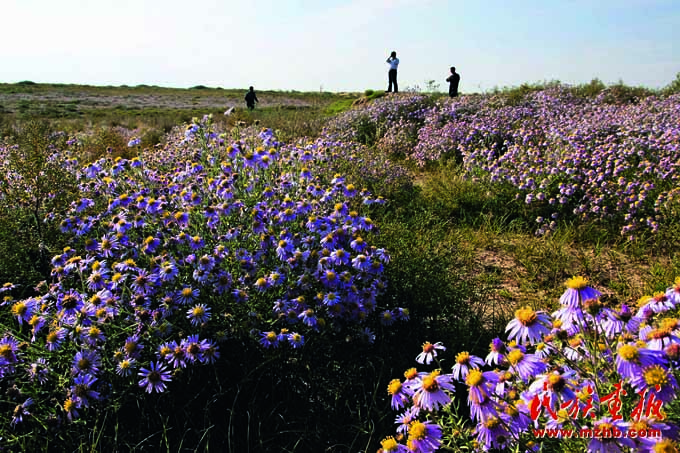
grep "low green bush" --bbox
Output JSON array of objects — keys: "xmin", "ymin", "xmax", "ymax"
[
  {"xmin": 81, "ymin": 127, "xmax": 134, "ymax": 162},
  {"xmin": 0, "ymin": 120, "xmax": 79, "ymax": 293},
  {"xmin": 664, "ymin": 72, "xmax": 680, "ymax": 95}
]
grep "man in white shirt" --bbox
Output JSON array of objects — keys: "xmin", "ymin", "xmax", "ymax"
[{"xmin": 386, "ymin": 51, "xmax": 399, "ymax": 93}]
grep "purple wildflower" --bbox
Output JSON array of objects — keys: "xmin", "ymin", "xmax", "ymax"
[
  {"xmin": 451, "ymin": 351, "xmax": 485, "ymax": 381},
  {"xmin": 411, "ymin": 370, "xmax": 455, "ymax": 411},
  {"xmin": 416, "ymin": 341, "xmax": 445, "ymax": 365},
  {"xmin": 506, "ymin": 306, "xmax": 552, "ymax": 345},
  {"xmin": 187, "ymin": 303, "xmax": 211, "ymax": 325},
  {"xmin": 138, "ymin": 361, "xmax": 172, "ymax": 393},
  {"xmin": 71, "ymin": 374, "xmax": 100, "ymax": 408}
]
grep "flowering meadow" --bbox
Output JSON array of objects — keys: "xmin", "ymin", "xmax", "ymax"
[
  {"xmin": 2, "ymin": 81, "xmax": 680, "ymax": 451},
  {"xmin": 0, "ymin": 116, "xmax": 417, "ymax": 450},
  {"xmin": 328, "ymin": 87, "xmax": 680, "ymax": 238}
]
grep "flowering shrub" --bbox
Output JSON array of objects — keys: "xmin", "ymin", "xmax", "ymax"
[
  {"xmin": 324, "ymin": 94, "xmax": 434, "ymax": 147},
  {"xmin": 0, "ymin": 115, "xmax": 409, "ymax": 447},
  {"xmin": 380, "ymin": 276, "xmax": 680, "ymax": 452}
]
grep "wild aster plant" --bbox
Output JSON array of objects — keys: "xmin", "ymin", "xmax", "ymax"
[
  {"xmin": 0, "ymin": 116, "xmax": 407, "ymax": 434},
  {"xmin": 382, "ymin": 276, "xmax": 680, "ymax": 452}
]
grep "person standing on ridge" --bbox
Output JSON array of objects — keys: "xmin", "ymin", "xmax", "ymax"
[
  {"xmin": 245, "ymin": 86, "xmax": 259, "ymax": 110},
  {"xmin": 446, "ymin": 67, "xmax": 460, "ymax": 98},
  {"xmin": 386, "ymin": 51, "xmax": 399, "ymax": 93}
]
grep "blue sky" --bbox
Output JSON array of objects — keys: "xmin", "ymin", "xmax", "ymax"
[{"xmin": 2, "ymin": 0, "xmax": 678, "ymax": 92}]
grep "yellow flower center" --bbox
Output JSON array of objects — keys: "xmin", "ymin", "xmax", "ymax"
[
  {"xmin": 408, "ymin": 421, "xmax": 427, "ymax": 440},
  {"xmin": 649, "ymin": 328, "xmax": 672, "ymax": 340},
  {"xmin": 404, "ymin": 368, "xmax": 418, "ymax": 380},
  {"xmin": 466, "ymin": 369, "xmax": 484, "ymax": 387},
  {"xmin": 556, "ymin": 409, "xmax": 571, "ymax": 422},
  {"xmin": 125, "ymin": 341, "xmax": 137, "ymax": 354},
  {"xmin": 88, "ymin": 327, "xmax": 101, "ymax": 338},
  {"xmin": 0, "ymin": 345, "xmax": 12, "ymax": 360},
  {"xmin": 547, "ymin": 374, "xmax": 566, "ymax": 392},
  {"xmin": 64, "ymin": 398, "xmax": 75, "ymax": 412},
  {"xmin": 515, "ymin": 306, "xmax": 537, "ymax": 326},
  {"xmin": 11, "ymin": 302, "xmax": 27, "ymax": 317},
  {"xmin": 578, "ymin": 387, "xmax": 593, "ymax": 402},
  {"xmin": 77, "ymin": 358, "xmax": 90, "ymax": 370},
  {"xmin": 61, "ymin": 295, "xmax": 77, "ymax": 309},
  {"xmin": 387, "ymin": 379, "xmax": 402, "ymax": 395},
  {"xmin": 644, "ymin": 365, "xmax": 669, "ymax": 387},
  {"xmin": 192, "ymin": 306, "xmax": 205, "ymax": 317},
  {"xmin": 422, "ymin": 371, "xmax": 441, "ymax": 392},
  {"xmin": 631, "ymin": 420, "xmax": 650, "ymax": 432},
  {"xmin": 652, "ymin": 439, "xmax": 678, "ymax": 453},
  {"xmin": 380, "ymin": 437, "xmax": 399, "ymax": 451},
  {"xmin": 456, "ymin": 351, "xmax": 471, "ymax": 364},
  {"xmin": 618, "ymin": 344, "xmax": 640, "ymax": 362},
  {"xmin": 422, "ymin": 342, "xmax": 435, "ymax": 353},
  {"xmin": 566, "ymin": 276, "xmax": 588, "ymax": 289},
  {"xmin": 507, "ymin": 349, "xmax": 524, "ymax": 366},
  {"xmin": 266, "ymin": 332, "xmax": 277, "ymax": 342},
  {"xmin": 484, "ymin": 416, "xmax": 500, "ymax": 428},
  {"xmin": 654, "ymin": 292, "xmax": 668, "ymax": 302},
  {"xmin": 569, "ymin": 337, "xmax": 583, "ymax": 348},
  {"xmin": 661, "ymin": 317, "xmax": 678, "ymax": 330},
  {"xmin": 598, "ymin": 422, "xmax": 614, "ymax": 432}
]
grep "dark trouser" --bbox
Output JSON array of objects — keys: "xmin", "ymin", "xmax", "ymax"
[
  {"xmin": 449, "ymin": 90, "xmax": 458, "ymax": 98},
  {"xmin": 247, "ymin": 102, "xmax": 255, "ymax": 110},
  {"xmin": 388, "ymin": 69, "xmax": 398, "ymax": 93}
]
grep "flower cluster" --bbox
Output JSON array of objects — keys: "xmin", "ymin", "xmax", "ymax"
[
  {"xmin": 1, "ymin": 115, "xmax": 406, "ymax": 429},
  {"xmin": 324, "ymin": 94, "xmax": 433, "ymax": 145},
  {"xmin": 381, "ymin": 276, "xmax": 680, "ymax": 452}
]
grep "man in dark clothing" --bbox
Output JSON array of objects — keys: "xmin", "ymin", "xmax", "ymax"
[
  {"xmin": 446, "ymin": 67, "xmax": 460, "ymax": 98},
  {"xmin": 245, "ymin": 86, "xmax": 259, "ymax": 110},
  {"xmin": 386, "ymin": 51, "xmax": 399, "ymax": 93}
]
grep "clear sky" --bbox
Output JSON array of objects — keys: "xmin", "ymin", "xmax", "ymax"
[{"xmin": 2, "ymin": 0, "xmax": 678, "ymax": 93}]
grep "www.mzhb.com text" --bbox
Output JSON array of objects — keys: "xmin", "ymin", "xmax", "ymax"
[{"xmin": 533, "ymin": 427, "xmax": 661, "ymax": 439}]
